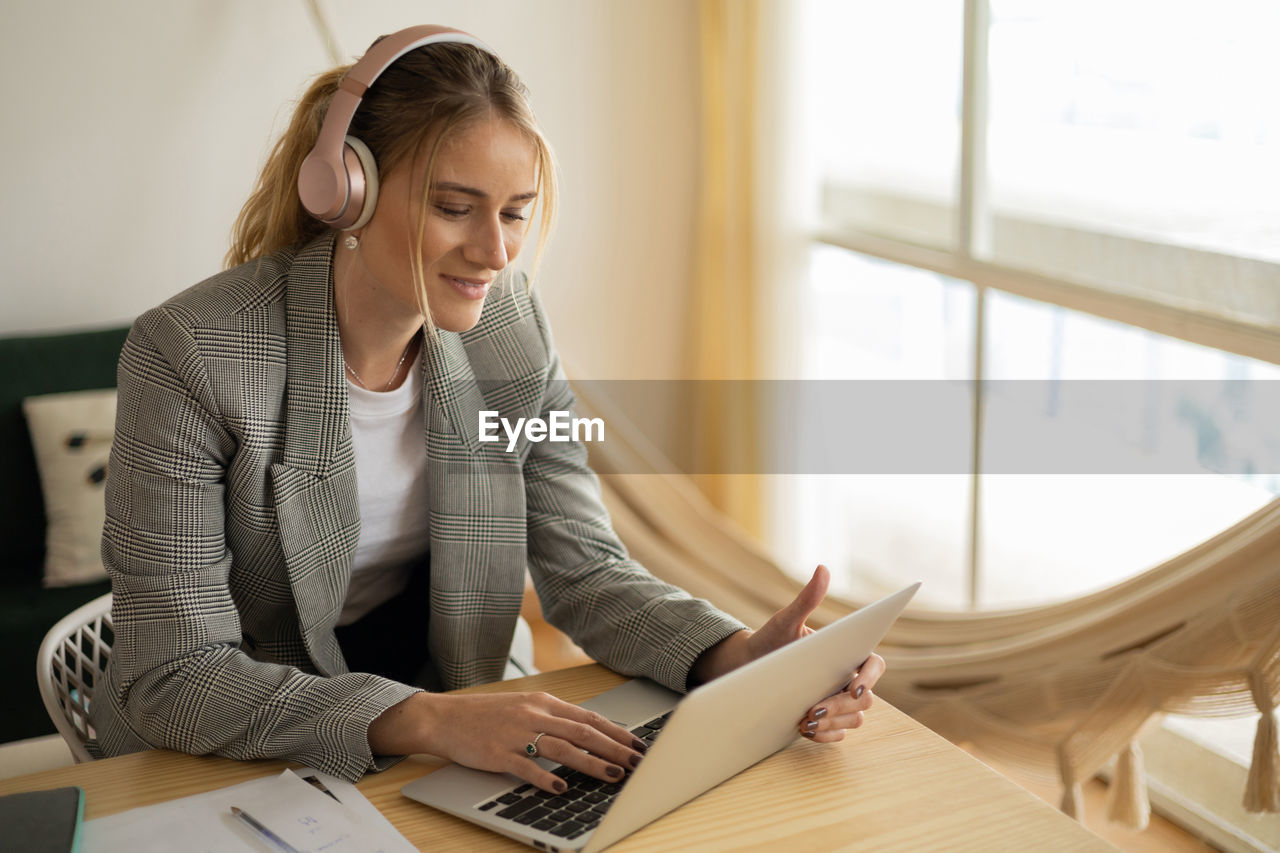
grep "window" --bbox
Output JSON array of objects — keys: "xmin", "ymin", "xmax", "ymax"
[
  {"xmin": 784, "ymin": 0, "xmax": 1280, "ymax": 606},
  {"xmin": 774, "ymin": 2, "xmax": 1280, "ymax": 846},
  {"xmin": 987, "ymin": 0, "xmax": 1280, "ymax": 273},
  {"xmin": 979, "ymin": 291, "xmax": 1279, "ymax": 606},
  {"xmin": 807, "ymin": 1, "xmax": 963, "ymax": 250},
  {"xmin": 770, "ymin": 246, "xmax": 975, "ymax": 609}
]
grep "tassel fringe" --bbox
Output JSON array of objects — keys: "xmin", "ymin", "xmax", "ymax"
[
  {"xmin": 1244, "ymin": 709, "xmax": 1279, "ymax": 813},
  {"xmin": 1106, "ymin": 742, "xmax": 1150, "ymax": 830}
]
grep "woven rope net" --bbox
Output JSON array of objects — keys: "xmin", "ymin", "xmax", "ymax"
[{"xmin": 575, "ymin": 383, "xmax": 1280, "ymax": 827}]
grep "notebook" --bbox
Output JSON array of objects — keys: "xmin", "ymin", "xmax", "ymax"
[
  {"xmin": 0, "ymin": 786, "xmax": 84, "ymax": 853},
  {"xmin": 402, "ymin": 582, "xmax": 920, "ymax": 852}
]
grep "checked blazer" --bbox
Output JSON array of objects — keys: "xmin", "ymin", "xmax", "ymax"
[{"xmin": 89, "ymin": 234, "xmax": 746, "ymax": 780}]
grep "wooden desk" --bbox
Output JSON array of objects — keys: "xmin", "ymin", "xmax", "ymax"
[{"xmin": 0, "ymin": 664, "xmax": 1116, "ymax": 851}]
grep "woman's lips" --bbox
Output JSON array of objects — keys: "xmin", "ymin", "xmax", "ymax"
[{"xmin": 443, "ymin": 275, "xmax": 490, "ymax": 300}]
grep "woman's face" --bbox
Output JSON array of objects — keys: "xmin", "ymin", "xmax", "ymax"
[{"xmin": 349, "ymin": 117, "xmax": 538, "ymax": 333}]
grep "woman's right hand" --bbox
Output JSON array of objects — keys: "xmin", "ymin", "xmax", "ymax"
[{"xmin": 368, "ymin": 691, "xmax": 647, "ymax": 792}]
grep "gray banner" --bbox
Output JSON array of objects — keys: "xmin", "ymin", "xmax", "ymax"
[{"xmin": 526, "ymin": 379, "xmax": 1280, "ymax": 479}]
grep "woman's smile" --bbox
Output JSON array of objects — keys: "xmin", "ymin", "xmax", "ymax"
[{"xmin": 443, "ymin": 274, "xmax": 493, "ymax": 300}]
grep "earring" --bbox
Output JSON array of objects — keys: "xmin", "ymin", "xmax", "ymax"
[{"xmin": 344, "ymin": 234, "xmax": 359, "ymax": 250}]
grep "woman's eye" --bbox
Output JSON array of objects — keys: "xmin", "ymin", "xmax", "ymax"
[{"xmin": 434, "ymin": 203, "xmax": 527, "ymax": 223}]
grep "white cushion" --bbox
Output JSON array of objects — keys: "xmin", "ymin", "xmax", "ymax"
[{"xmin": 22, "ymin": 389, "xmax": 116, "ymax": 587}]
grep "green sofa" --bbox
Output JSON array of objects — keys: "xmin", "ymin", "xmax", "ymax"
[{"xmin": 0, "ymin": 326, "xmax": 128, "ymax": 742}]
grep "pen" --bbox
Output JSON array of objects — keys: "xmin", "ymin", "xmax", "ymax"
[{"xmin": 230, "ymin": 805, "xmax": 303, "ymax": 853}]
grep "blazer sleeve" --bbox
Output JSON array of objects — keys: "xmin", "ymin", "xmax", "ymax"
[
  {"xmin": 520, "ymin": 293, "xmax": 748, "ymax": 692},
  {"xmin": 92, "ymin": 306, "xmax": 419, "ymax": 781}
]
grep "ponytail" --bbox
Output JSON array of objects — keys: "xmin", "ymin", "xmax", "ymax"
[{"xmin": 225, "ymin": 65, "xmax": 352, "ymax": 269}]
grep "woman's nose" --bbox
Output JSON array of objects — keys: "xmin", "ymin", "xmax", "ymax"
[{"xmin": 466, "ymin": 216, "xmax": 509, "ymax": 270}]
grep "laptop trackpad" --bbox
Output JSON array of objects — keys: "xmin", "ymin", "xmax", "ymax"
[{"xmin": 577, "ymin": 678, "xmax": 682, "ymax": 729}]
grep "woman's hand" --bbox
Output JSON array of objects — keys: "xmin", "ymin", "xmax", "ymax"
[
  {"xmin": 689, "ymin": 564, "xmax": 888, "ymax": 741},
  {"xmin": 367, "ymin": 690, "xmax": 646, "ymax": 793},
  {"xmin": 798, "ymin": 650, "xmax": 886, "ymax": 742}
]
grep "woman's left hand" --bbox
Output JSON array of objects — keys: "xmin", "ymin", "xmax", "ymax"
[
  {"xmin": 690, "ymin": 564, "xmax": 887, "ymax": 741},
  {"xmin": 797, "ymin": 649, "xmax": 886, "ymax": 742}
]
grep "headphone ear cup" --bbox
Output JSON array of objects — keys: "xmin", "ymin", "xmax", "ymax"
[{"xmin": 343, "ymin": 136, "xmax": 380, "ymax": 231}]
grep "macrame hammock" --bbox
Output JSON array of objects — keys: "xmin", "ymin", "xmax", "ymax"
[{"xmin": 573, "ymin": 383, "xmax": 1280, "ymax": 829}]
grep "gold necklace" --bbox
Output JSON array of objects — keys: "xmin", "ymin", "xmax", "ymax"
[{"xmin": 344, "ymin": 335, "xmax": 416, "ymax": 392}]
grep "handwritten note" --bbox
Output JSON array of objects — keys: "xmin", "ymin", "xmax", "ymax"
[{"xmin": 82, "ymin": 769, "xmax": 415, "ymax": 853}]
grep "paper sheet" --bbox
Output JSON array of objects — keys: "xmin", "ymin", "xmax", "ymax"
[
  {"xmin": 82, "ymin": 768, "xmax": 415, "ymax": 853},
  {"xmin": 291, "ymin": 767, "xmax": 405, "ymax": 843}
]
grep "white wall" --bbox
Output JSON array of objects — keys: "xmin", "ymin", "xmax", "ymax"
[{"xmin": 1, "ymin": 0, "xmax": 700, "ymax": 388}]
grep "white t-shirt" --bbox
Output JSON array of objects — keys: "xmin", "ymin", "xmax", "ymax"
[{"xmin": 339, "ymin": 354, "xmax": 430, "ymax": 626}]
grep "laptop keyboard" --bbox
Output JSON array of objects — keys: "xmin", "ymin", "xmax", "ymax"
[{"xmin": 476, "ymin": 711, "xmax": 672, "ymax": 843}]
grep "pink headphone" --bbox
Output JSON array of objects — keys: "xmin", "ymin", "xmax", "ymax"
[{"xmin": 297, "ymin": 25, "xmax": 492, "ymax": 231}]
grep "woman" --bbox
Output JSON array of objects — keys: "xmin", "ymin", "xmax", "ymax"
[{"xmin": 90, "ymin": 25, "xmax": 884, "ymax": 789}]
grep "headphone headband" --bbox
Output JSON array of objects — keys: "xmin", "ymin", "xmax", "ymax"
[{"xmin": 298, "ymin": 25, "xmax": 493, "ymax": 227}]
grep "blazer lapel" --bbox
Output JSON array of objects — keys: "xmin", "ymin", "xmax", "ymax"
[
  {"xmin": 423, "ymin": 328, "xmax": 487, "ymax": 455},
  {"xmin": 278, "ymin": 235, "xmax": 350, "ymax": 478},
  {"xmin": 423, "ymin": 326, "xmax": 527, "ymax": 689},
  {"xmin": 269, "ymin": 234, "xmax": 358, "ymax": 676}
]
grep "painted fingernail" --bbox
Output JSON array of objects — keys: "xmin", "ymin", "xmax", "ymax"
[
  {"xmin": 553, "ymin": 779, "xmax": 567, "ymax": 793},
  {"xmin": 803, "ymin": 720, "xmax": 819, "ymax": 732},
  {"xmin": 812, "ymin": 707, "xmax": 828, "ymax": 720},
  {"xmin": 605, "ymin": 765, "xmax": 623, "ymax": 779},
  {"xmin": 629, "ymin": 753, "xmax": 642, "ymax": 768},
  {"xmin": 632, "ymin": 738, "xmax": 649, "ymax": 753},
  {"xmin": 854, "ymin": 685, "xmax": 865, "ymax": 699},
  {"xmin": 802, "ymin": 731, "xmax": 816, "ymax": 739}
]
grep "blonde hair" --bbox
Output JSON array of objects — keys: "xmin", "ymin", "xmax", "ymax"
[{"xmin": 226, "ymin": 42, "xmax": 557, "ymax": 310}]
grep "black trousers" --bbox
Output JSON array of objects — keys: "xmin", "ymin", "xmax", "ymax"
[{"xmin": 333, "ymin": 553, "xmax": 440, "ymax": 689}]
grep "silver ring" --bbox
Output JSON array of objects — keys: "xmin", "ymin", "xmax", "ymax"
[{"xmin": 525, "ymin": 732, "xmax": 547, "ymax": 757}]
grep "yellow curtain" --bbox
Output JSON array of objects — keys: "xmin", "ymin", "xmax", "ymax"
[{"xmin": 690, "ymin": 0, "xmax": 764, "ymax": 537}]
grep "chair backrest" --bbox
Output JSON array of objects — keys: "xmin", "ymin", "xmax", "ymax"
[{"xmin": 36, "ymin": 593, "xmax": 113, "ymax": 763}]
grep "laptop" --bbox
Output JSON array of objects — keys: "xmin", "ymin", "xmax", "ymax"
[{"xmin": 401, "ymin": 582, "xmax": 920, "ymax": 852}]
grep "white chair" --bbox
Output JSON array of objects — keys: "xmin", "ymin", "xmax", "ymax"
[{"xmin": 36, "ymin": 593, "xmax": 112, "ymax": 763}]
